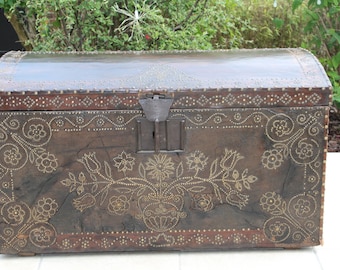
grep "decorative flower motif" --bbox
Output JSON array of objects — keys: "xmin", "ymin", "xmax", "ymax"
[
  {"xmin": 193, "ymin": 194, "xmax": 214, "ymax": 212},
  {"xmin": 253, "ymin": 114, "xmax": 262, "ymax": 123},
  {"xmin": 214, "ymin": 115, "xmax": 222, "ymax": 124},
  {"xmin": 220, "ymin": 149, "xmax": 243, "ymax": 172},
  {"xmin": 214, "ymin": 234, "xmax": 224, "ymax": 245},
  {"xmin": 81, "ymin": 239, "xmax": 90, "ymax": 249},
  {"xmin": 234, "ymin": 113, "xmax": 242, "ymax": 121},
  {"xmin": 4, "ymin": 147, "xmax": 22, "ymax": 166},
  {"xmin": 64, "ymin": 148, "xmax": 259, "ymax": 233},
  {"xmin": 2, "ymin": 181, "xmax": 10, "ymax": 189},
  {"xmin": 232, "ymin": 234, "xmax": 242, "ymax": 244},
  {"xmin": 96, "ymin": 118, "xmax": 105, "ymax": 127},
  {"xmin": 113, "ymin": 151, "xmax": 135, "ymax": 173},
  {"xmin": 78, "ymin": 152, "xmax": 101, "ymax": 174},
  {"xmin": 295, "ymin": 142, "xmax": 313, "ymax": 159},
  {"xmin": 269, "ymin": 221, "xmax": 288, "ymax": 237},
  {"xmin": 35, "ymin": 152, "xmax": 58, "ymax": 173},
  {"xmin": 260, "ymin": 192, "xmax": 283, "ymax": 215},
  {"xmin": 55, "ymin": 119, "xmax": 64, "ymax": 127},
  {"xmin": 271, "ymin": 120, "xmax": 291, "ymax": 137},
  {"xmin": 186, "ymin": 151, "xmax": 208, "ymax": 172},
  {"xmin": 101, "ymin": 238, "xmax": 110, "ymax": 249},
  {"xmin": 261, "ymin": 149, "xmax": 284, "ymax": 170},
  {"xmin": 194, "ymin": 114, "xmax": 203, "ymax": 122},
  {"xmin": 145, "ymin": 154, "xmax": 175, "ymax": 181},
  {"xmin": 31, "ymin": 225, "xmax": 54, "ymax": 243},
  {"xmin": 76, "ymin": 116, "xmax": 85, "ymax": 125},
  {"xmin": 35, "ymin": 198, "xmax": 58, "ymax": 219},
  {"xmin": 116, "ymin": 116, "xmax": 125, "ymax": 124},
  {"xmin": 108, "ymin": 195, "xmax": 130, "ymax": 215},
  {"xmin": 27, "ymin": 124, "xmax": 47, "ymax": 142},
  {"xmin": 195, "ymin": 235, "xmax": 204, "ymax": 244},
  {"xmin": 293, "ymin": 199, "xmax": 311, "ymax": 216},
  {"xmin": 7, "ymin": 205, "xmax": 25, "ymax": 223},
  {"xmin": 177, "ymin": 235, "xmax": 186, "ymax": 243},
  {"xmin": 73, "ymin": 193, "xmax": 96, "ymax": 212},
  {"xmin": 61, "ymin": 239, "xmax": 72, "ymax": 249},
  {"xmin": 138, "ymin": 236, "xmax": 147, "ymax": 247}
]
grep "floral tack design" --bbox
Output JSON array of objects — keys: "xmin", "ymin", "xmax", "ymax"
[
  {"xmin": 0, "ymin": 108, "xmax": 326, "ymax": 253},
  {"xmin": 261, "ymin": 111, "xmax": 323, "ymax": 193},
  {"xmin": 0, "ymin": 198, "xmax": 59, "ymax": 253},
  {"xmin": 0, "ymin": 117, "xmax": 58, "ymax": 175},
  {"xmin": 186, "ymin": 150, "xmax": 209, "ymax": 172},
  {"xmin": 113, "ymin": 151, "xmax": 135, "ymax": 173},
  {"xmin": 262, "ymin": 112, "xmax": 322, "ymax": 168},
  {"xmin": 260, "ymin": 192, "xmax": 318, "ymax": 243},
  {"xmin": 61, "ymin": 148, "xmax": 258, "ymax": 232}
]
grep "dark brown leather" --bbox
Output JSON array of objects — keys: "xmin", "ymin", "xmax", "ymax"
[
  {"xmin": 0, "ymin": 49, "xmax": 332, "ymax": 111},
  {"xmin": 0, "ymin": 49, "xmax": 330, "ymax": 254}
]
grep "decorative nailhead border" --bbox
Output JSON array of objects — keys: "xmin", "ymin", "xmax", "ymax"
[
  {"xmin": 52, "ymin": 229, "xmax": 271, "ymax": 251},
  {"xmin": 0, "ymin": 89, "xmax": 331, "ymax": 111}
]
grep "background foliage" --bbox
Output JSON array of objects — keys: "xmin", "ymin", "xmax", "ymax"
[{"xmin": 0, "ymin": 0, "xmax": 339, "ymax": 105}]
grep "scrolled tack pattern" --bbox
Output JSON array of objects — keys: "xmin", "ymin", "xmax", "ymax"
[{"xmin": 0, "ymin": 106, "xmax": 327, "ymax": 253}]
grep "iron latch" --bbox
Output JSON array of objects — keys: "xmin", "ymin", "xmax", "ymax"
[
  {"xmin": 139, "ymin": 94, "xmax": 173, "ymax": 122},
  {"xmin": 138, "ymin": 94, "xmax": 185, "ymax": 153}
]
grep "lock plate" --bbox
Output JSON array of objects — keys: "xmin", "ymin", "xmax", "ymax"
[
  {"xmin": 139, "ymin": 94, "xmax": 173, "ymax": 122},
  {"xmin": 136, "ymin": 118, "xmax": 185, "ymax": 153}
]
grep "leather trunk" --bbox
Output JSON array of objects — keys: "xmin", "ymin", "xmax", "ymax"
[{"xmin": 0, "ymin": 49, "xmax": 332, "ymax": 255}]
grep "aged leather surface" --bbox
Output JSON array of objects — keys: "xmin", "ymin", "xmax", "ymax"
[
  {"xmin": 0, "ymin": 49, "xmax": 332, "ymax": 91},
  {"xmin": 0, "ymin": 49, "xmax": 332, "ymax": 112},
  {"xmin": 0, "ymin": 106, "xmax": 328, "ymax": 254},
  {"xmin": 0, "ymin": 49, "xmax": 331, "ymax": 254}
]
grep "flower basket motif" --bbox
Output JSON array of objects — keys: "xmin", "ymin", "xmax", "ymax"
[{"xmin": 61, "ymin": 148, "xmax": 258, "ymax": 232}]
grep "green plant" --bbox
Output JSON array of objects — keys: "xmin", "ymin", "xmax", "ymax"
[
  {"xmin": 234, "ymin": 0, "xmax": 309, "ymax": 48},
  {"xmin": 292, "ymin": 0, "xmax": 340, "ymax": 106},
  {"xmin": 0, "ymin": 0, "xmax": 253, "ymax": 51}
]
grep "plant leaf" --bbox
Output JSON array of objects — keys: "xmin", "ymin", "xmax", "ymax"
[
  {"xmin": 77, "ymin": 185, "xmax": 85, "ymax": 195},
  {"xmin": 176, "ymin": 162, "xmax": 183, "ymax": 178},
  {"xmin": 61, "ymin": 178, "xmax": 71, "ymax": 187},
  {"xmin": 90, "ymin": 173, "xmax": 97, "ymax": 182},
  {"xmin": 235, "ymin": 181, "xmax": 242, "ymax": 192},
  {"xmin": 100, "ymin": 188, "xmax": 109, "ymax": 205},
  {"xmin": 91, "ymin": 183, "xmax": 98, "ymax": 193},
  {"xmin": 104, "ymin": 161, "xmax": 112, "ymax": 178},
  {"xmin": 187, "ymin": 186, "xmax": 206, "ymax": 193},
  {"xmin": 243, "ymin": 181, "xmax": 251, "ymax": 190},
  {"xmin": 139, "ymin": 163, "xmax": 146, "ymax": 178},
  {"xmin": 213, "ymin": 186, "xmax": 222, "ymax": 203},
  {"xmin": 242, "ymin": 169, "xmax": 248, "ymax": 178},
  {"xmin": 137, "ymin": 187, "xmax": 147, "ymax": 196},
  {"xmin": 292, "ymin": 0, "xmax": 303, "ymax": 12},
  {"xmin": 176, "ymin": 186, "xmax": 185, "ymax": 196},
  {"xmin": 209, "ymin": 158, "xmax": 219, "ymax": 177},
  {"xmin": 115, "ymin": 187, "xmax": 133, "ymax": 194},
  {"xmin": 29, "ymin": 151, "xmax": 35, "ymax": 164}
]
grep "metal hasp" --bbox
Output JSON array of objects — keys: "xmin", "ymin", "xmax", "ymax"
[{"xmin": 138, "ymin": 94, "xmax": 185, "ymax": 153}]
